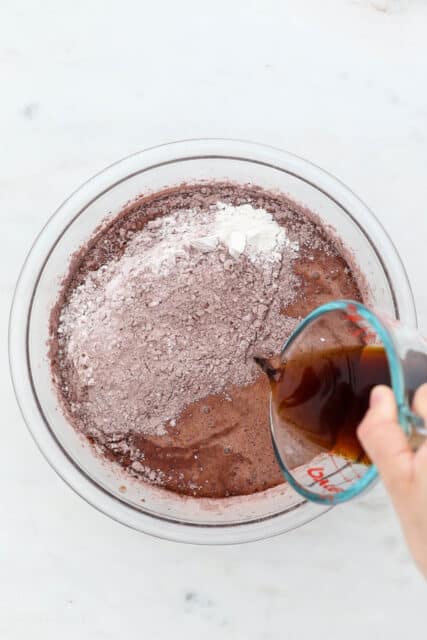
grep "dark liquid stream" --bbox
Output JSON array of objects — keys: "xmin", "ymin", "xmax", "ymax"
[{"xmin": 270, "ymin": 345, "xmax": 427, "ymax": 464}]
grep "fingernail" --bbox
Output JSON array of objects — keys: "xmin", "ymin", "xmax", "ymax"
[{"xmin": 370, "ymin": 385, "xmax": 388, "ymax": 407}]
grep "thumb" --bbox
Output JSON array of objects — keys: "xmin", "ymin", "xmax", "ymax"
[{"xmin": 357, "ymin": 385, "xmax": 413, "ymax": 495}]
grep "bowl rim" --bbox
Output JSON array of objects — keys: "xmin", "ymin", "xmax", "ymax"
[{"xmin": 8, "ymin": 137, "xmax": 417, "ymax": 544}]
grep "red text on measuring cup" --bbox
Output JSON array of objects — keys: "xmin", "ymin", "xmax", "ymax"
[
  {"xmin": 307, "ymin": 467, "xmax": 342, "ymax": 494},
  {"xmin": 344, "ymin": 303, "xmax": 377, "ymax": 344}
]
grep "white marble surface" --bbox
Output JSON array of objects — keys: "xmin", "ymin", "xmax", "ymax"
[{"xmin": 2, "ymin": 0, "xmax": 427, "ymax": 637}]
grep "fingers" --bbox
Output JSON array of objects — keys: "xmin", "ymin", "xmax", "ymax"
[{"xmin": 357, "ymin": 385, "xmax": 413, "ymax": 493}]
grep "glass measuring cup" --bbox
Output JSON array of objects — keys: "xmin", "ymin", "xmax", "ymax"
[{"xmin": 266, "ymin": 299, "xmax": 427, "ymax": 505}]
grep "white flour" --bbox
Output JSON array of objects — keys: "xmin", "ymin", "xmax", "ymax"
[{"xmin": 122, "ymin": 201, "xmax": 299, "ymax": 276}]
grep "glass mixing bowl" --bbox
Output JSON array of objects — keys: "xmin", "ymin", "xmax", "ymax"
[{"xmin": 9, "ymin": 139, "xmax": 416, "ymax": 544}]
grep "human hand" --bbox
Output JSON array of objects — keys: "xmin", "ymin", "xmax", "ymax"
[{"xmin": 357, "ymin": 384, "xmax": 427, "ymax": 579}]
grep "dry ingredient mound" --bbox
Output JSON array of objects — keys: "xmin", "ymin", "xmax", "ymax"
[
  {"xmin": 57, "ymin": 201, "xmax": 299, "ymax": 438},
  {"xmin": 51, "ymin": 182, "xmax": 363, "ymax": 498}
]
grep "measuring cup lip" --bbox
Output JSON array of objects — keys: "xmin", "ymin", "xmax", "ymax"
[{"xmin": 272, "ymin": 299, "xmax": 406, "ymax": 505}]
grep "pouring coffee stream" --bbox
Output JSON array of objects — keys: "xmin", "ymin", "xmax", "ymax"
[
  {"xmin": 254, "ymin": 346, "xmax": 390, "ymax": 464},
  {"xmin": 254, "ymin": 300, "xmax": 427, "ymax": 504}
]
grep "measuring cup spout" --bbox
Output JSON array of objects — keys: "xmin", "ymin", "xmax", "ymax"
[{"xmin": 253, "ymin": 356, "xmax": 283, "ymax": 383}]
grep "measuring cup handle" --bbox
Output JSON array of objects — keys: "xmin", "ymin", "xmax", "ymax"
[{"xmin": 402, "ymin": 408, "xmax": 427, "ymax": 451}]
